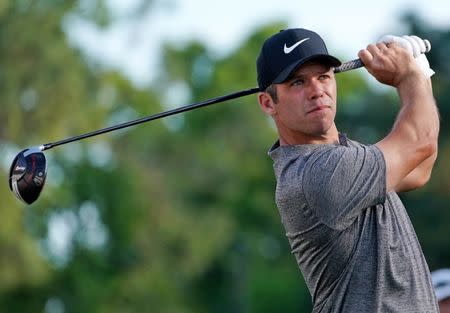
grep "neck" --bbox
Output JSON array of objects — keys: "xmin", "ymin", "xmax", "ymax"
[{"xmin": 278, "ymin": 124, "xmax": 340, "ymax": 146}]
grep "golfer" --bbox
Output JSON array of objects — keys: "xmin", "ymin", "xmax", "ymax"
[{"xmin": 257, "ymin": 28, "xmax": 440, "ymax": 312}]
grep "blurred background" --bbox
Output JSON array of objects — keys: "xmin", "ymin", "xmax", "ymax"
[{"xmin": 1, "ymin": 1, "xmax": 450, "ymax": 312}]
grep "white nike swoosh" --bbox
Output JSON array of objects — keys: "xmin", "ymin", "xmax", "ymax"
[{"xmin": 283, "ymin": 38, "xmax": 310, "ymax": 54}]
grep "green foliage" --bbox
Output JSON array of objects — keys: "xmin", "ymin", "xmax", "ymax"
[{"xmin": 1, "ymin": 2, "xmax": 450, "ymax": 313}]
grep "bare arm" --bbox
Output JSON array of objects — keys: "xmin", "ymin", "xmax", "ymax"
[
  {"xmin": 394, "ymin": 79, "xmax": 439, "ymax": 192},
  {"xmin": 394, "ymin": 149, "xmax": 437, "ymax": 192},
  {"xmin": 358, "ymin": 42, "xmax": 439, "ymax": 192}
]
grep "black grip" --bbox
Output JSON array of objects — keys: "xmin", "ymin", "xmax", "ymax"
[
  {"xmin": 334, "ymin": 59, "xmax": 364, "ymax": 73},
  {"xmin": 334, "ymin": 37, "xmax": 431, "ymax": 74}
]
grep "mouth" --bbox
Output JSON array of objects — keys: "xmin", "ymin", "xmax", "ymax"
[{"xmin": 307, "ymin": 105, "xmax": 330, "ymax": 114}]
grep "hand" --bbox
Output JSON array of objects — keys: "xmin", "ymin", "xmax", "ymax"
[
  {"xmin": 358, "ymin": 40, "xmax": 419, "ymax": 87},
  {"xmin": 378, "ymin": 35, "xmax": 434, "ymax": 78}
]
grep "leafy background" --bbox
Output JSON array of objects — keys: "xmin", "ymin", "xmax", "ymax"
[{"xmin": 1, "ymin": 1, "xmax": 449, "ymax": 312}]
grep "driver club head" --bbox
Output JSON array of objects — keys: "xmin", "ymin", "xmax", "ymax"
[{"xmin": 9, "ymin": 147, "xmax": 47, "ymax": 205}]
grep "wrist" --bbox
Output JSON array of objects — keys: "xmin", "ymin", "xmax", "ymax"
[
  {"xmin": 396, "ymin": 68, "xmax": 432, "ymax": 105},
  {"xmin": 395, "ymin": 64, "xmax": 426, "ymax": 89}
]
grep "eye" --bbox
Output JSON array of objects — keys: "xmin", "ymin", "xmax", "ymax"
[
  {"xmin": 319, "ymin": 74, "xmax": 330, "ymax": 81},
  {"xmin": 291, "ymin": 78, "xmax": 304, "ymax": 86}
]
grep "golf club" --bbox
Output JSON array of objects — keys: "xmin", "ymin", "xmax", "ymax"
[{"xmin": 9, "ymin": 40, "xmax": 432, "ymax": 205}]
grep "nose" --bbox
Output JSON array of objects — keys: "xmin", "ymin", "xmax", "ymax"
[{"xmin": 307, "ymin": 79, "xmax": 324, "ymax": 100}]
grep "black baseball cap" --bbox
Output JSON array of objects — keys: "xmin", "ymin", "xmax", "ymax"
[{"xmin": 256, "ymin": 28, "xmax": 341, "ymax": 90}]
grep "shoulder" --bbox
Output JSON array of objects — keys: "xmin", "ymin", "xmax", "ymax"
[
  {"xmin": 302, "ymin": 142, "xmax": 385, "ymax": 191},
  {"xmin": 270, "ymin": 143, "xmax": 333, "ymax": 174}
]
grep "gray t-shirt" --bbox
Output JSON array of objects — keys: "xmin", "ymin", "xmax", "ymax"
[{"xmin": 268, "ymin": 135, "xmax": 438, "ymax": 313}]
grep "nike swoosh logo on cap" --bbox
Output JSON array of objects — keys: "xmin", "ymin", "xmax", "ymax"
[{"xmin": 283, "ymin": 38, "xmax": 310, "ymax": 54}]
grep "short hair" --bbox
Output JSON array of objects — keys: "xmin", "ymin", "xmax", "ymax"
[{"xmin": 265, "ymin": 84, "xmax": 278, "ymax": 103}]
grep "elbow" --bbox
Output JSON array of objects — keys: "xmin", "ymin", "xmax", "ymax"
[
  {"xmin": 418, "ymin": 134, "xmax": 438, "ymax": 160},
  {"xmin": 416, "ymin": 115, "xmax": 439, "ymax": 159},
  {"xmin": 414, "ymin": 170, "xmax": 433, "ymax": 190},
  {"xmin": 430, "ymin": 140, "xmax": 438, "ymax": 156},
  {"xmin": 408, "ymin": 142, "xmax": 438, "ymax": 191},
  {"xmin": 422, "ymin": 140, "xmax": 438, "ymax": 159}
]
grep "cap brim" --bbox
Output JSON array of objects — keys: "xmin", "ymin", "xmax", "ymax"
[
  {"xmin": 432, "ymin": 269, "xmax": 450, "ymax": 301},
  {"xmin": 272, "ymin": 54, "xmax": 341, "ymax": 84},
  {"xmin": 436, "ymin": 285, "xmax": 450, "ymax": 301}
]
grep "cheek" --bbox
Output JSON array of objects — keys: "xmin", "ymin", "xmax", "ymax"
[
  {"xmin": 327, "ymin": 81, "xmax": 337, "ymax": 102},
  {"xmin": 277, "ymin": 100, "xmax": 307, "ymax": 120},
  {"xmin": 276, "ymin": 91, "xmax": 307, "ymax": 113}
]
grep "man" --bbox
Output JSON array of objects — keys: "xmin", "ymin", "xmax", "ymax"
[
  {"xmin": 432, "ymin": 268, "xmax": 450, "ymax": 313},
  {"xmin": 256, "ymin": 28, "xmax": 440, "ymax": 312}
]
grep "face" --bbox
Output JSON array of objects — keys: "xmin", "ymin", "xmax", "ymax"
[{"xmin": 259, "ymin": 61, "xmax": 338, "ymax": 144}]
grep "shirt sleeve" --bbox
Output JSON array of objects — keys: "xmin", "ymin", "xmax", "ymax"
[{"xmin": 302, "ymin": 143, "xmax": 386, "ymax": 230}]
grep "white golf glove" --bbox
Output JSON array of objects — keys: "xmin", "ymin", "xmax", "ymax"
[{"xmin": 378, "ymin": 34, "xmax": 434, "ymax": 78}]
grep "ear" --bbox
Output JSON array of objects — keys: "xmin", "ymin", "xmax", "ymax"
[{"xmin": 258, "ymin": 92, "xmax": 277, "ymax": 116}]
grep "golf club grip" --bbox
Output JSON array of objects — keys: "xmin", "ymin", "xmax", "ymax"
[
  {"xmin": 333, "ymin": 59, "xmax": 364, "ymax": 73},
  {"xmin": 334, "ymin": 38, "xmax": 431, "ymax": 73}
]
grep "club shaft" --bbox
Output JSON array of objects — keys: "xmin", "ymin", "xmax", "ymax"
[{"xmin": 42, "ymin": 87, "xmax": 260, "ymax": 150}]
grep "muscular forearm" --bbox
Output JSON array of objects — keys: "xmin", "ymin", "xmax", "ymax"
[
  {"xmin": 393, "ymin": 76, "xmax": 439, "ymax": 147},
  {"xmin": 393, "ymin": 79, "xmax": 439, "ymax": 192},
  {"xmin": 379, "ymin": 74, "xmax": 439, "ymax": 190}
]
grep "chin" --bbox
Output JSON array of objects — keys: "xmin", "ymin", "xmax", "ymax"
[{"xmin": 312, "ymin": 123, "xmax": 334, "ymax": 136}]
